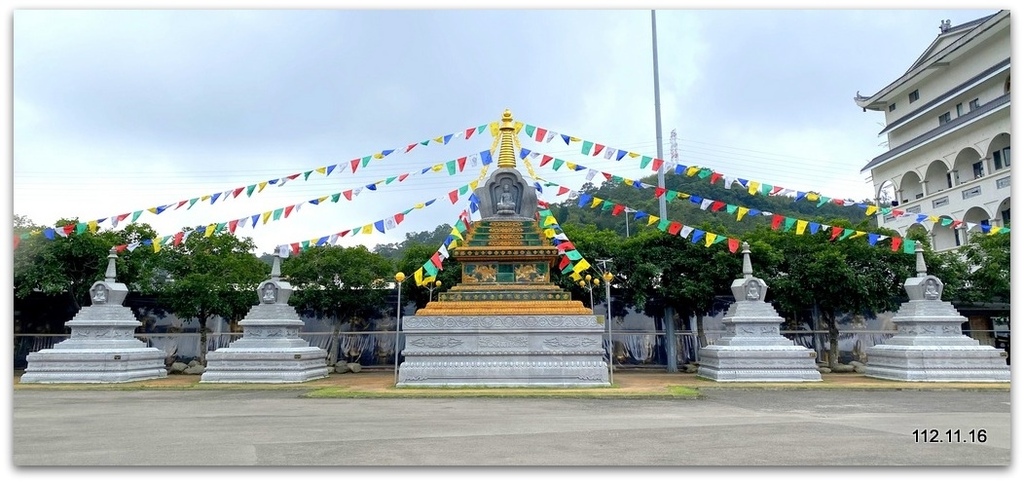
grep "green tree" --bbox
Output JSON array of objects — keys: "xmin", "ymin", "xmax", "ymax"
[
  {"xmin": 958, "ymin": 232, "xmax": 1010, "ymax": 305},
  {"xmin": 614, "ymin": 227, "xmax": 740, "ymax": 348},
  {"xmin": 283, "ymin": 245, "xmax": 395, "ymax": 363},
  {"xmin": 13, "ymin": 217, "xmax": 161, "ymax": 312},
  {"xmin": 396, "ymin": 242, "xmax": 461, "ymax": 309},
  {"xmin": 159, "ymin": 231, "xmax": 267, "ymax": 364}
]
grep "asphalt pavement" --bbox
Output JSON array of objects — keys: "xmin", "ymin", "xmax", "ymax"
[{"xmin": 11, "ymin": 387, "xmax": 1012, "ymax": 467}]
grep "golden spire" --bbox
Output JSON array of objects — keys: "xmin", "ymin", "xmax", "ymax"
[{"xmin": 497, "ymin": 108, "xmax": 517, "ymax": 169}]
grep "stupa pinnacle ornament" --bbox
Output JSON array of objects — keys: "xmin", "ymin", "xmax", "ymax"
[{"xmin": 496, "ymin": 108, "xmax": 518, "ymax": 169}]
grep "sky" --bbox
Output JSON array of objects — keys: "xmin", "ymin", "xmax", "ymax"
[{"xmin": 8, "ymin": 4, "xmax": 1004, "ymax": 256}]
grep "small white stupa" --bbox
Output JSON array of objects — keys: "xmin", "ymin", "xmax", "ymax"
[{"xmin": 20, "ymin": 248, "xmax": 168, "ymax": 383}]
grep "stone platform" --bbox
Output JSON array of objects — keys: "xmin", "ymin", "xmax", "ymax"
[{"xmin": 397, "ymin": 315, "xmax": 611, "ymax": 387}]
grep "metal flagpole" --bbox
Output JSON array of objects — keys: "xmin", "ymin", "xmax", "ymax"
[{"xmin": 651, "ymin": 9, "xmax": 678, "ymax": 373}]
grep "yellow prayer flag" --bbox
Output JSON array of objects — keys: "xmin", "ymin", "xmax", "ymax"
[
  {"xmin": 261, "ymin": 211, "xmax": 272, "ymax": 224},
  {"xmin": 647, "ymin": 215, "xmax": 660, "ymax": 226},
  {"xmin": 432, "ymin": 164, "xmax": 444, "ymax": 172},
  {"xmin": 258, "ymin": 181, "xmax": 268, "ymax": 192},
  {"xmin": 572, "ymin": 259, "xmax": 591, "ymax": 274},
  {"xmin": 450, "ymin": 228, "xmax": 464, "ymax": 240},
  {"xmin": 147, "ymin": 207, "xmax": 158, "ymax": 214},
  {"xmin": 205, "ymin": 224, "xmax": 216, "ymax": 237},
  {"xmin": 373, "ymin": 152, "xmax": 384, "ymax": 159},
  {"xmin": 865, "ymin": 205, "xmax": 878, "ymax": 216},
  {"xmin": 414, "ymin": 269, "xmax": 424, "ymax": 286},
  {"xmin": 316, "ymin": 166, "xmax": 327, "ymax": 175},
  {"xmin": 543, "ymin": 228, "xmax": 556, "ymax": 238},
  {"xmin": 569, "ymin": 136, "xmax": 581, "ymax": 142},
  {"xmin": 796, "ymin": 220, "xmax": 808, "ymax": 235},
  {"xmin": 565, "ymin": 162, "xmax": 577, "ymax": 170},
  {"xmin": 543, "ymin": 215, "xmax": 557, "ymax": 227},
  {"xmin": 569, "ymin": 272, "xmax": 582, "ymax": 282},
  {"xmin": 318, "ymin": 196, "xmax": 328, "ymax": 203},
  {"xmin": 627, "ymin": 152, "xmax": 639, "ymax": 158},
  {"xmin": 929, "ymin": 216, "xmax": 940, "ymax": 223},
  {"xmin": 152, "ymin": 237, "xmax": 162, "ymax": 253},
  {"xmin": 489, "ymin": 122, "xmax": 499, "ymax": 136},
  {"xmin": 806, "ymin": 193, "xmax": 819, "ymax": 201},
  {"xmin": 513, "ymin": 121, "xmax": 523, "ymax": 134},
  {"xmin": 414, "ymin": 202, "xmax": 425, "ymax": 209},
  {"xmin": 747, "ymin": 181, "xmax": 760, "ymax": 195},
  {"xmin": 469, "ymin": 180, "xmax": 479, "ymax": 190},
  {"xmin": 361, "ymin": 224, "xmax": 373, "ymax": 235},
  {"xmin": 704, "ymin": 232, "xmax": 716, "ymax": 247},
  {"xmin": 736, "ymin": 207, "xmax": 749, "ymax": 221},
  {"xmin": 686, "ymin": 166, "xmax": 700, "ymax": 177},
  {"xmin": 623, "ymin": 178, "xmax": 634, "ymax": 186},
  {"xmin": 590, "ymin": 197, "xmax": 603, "ymax": 208},
  {"xmin": 850, "ymin": 231, "xmax": 866, "ymax": 239},
  {"xmin": 87, "ymin": 221, "xmax": 98, "ymax": 233},
  {"xmin": 201, "ymin": 195, "xmax": 211, "ymax": 201}
]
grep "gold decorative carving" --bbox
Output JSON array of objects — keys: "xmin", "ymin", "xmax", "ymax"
[{"xmin": 471, "ymin": 264, "xmax": 497, "ymax": 282}]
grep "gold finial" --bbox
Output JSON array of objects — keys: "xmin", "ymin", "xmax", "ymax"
[{"xmin": 497, "ymin": 108, "xmax": 517, "ymax": 169}]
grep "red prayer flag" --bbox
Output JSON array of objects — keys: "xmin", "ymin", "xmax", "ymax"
[
  {"xmin": 457, "ymin": 157, "xmax": 467, "ymax": 172},
  {"xmin": 710, "ymin": 172, "xmax": 722, "ymax": 185},
  {"xmin": 398, "ymin": 173, "xmax": 409, "ymax": 182},
  {"xmin": 405, "ymin": 143, "xmax": 417, "ymax": 153},
  {"xmin": 728, "ymin": 238, "xmax": 740, "ymax": 253},
  {"xmin": 290, "ymin": 243, "xmax": 300, "ymax": 255},
  {"xmin": 350, "ymin": 159, "xmax": 360, "ymax": 173},
  {"xmin": 227, "ymin": 220, "xmax": 238, "ymax": 234},
  {"xmin": 535, "ymin": 127, "xmax": 547, "ymax": 142},
  {"xmin": 612, "ymin": 204, "xmax": 625, "ymax": 216},
  {"xmin": 654, "ymin": 187, "xmax": 667, "ymax": 199},
  {"xmin": 558, "ymin": 256, "xmax": 571, "ymax": 271},
  {"xmin": 284, "ymin": 205, "xmax": 295, "ymax": 218},
  {"xmin": 651, "ymin": 158, "xmax": 664, "ymax": 172},
  {"xmin": 540, "ymin": 155, "xmax": 553, "ymax": 167},
  {"xmin": 592, "ymin": 144, "xmax": 604, "ymax": 156},
  {"xmin": 465, "ymin": 127, "xmax": 476, "ymax": 139},
  {"xmin": 710, "ymin": 201, "xmax": 726, "ymax": 212},
  {"xmin": 343, "ymin": 190, "xmax": 353, "ymax": 201},
  {"xmin": 430, "ymin": 252, "xmax": 443, "ymax": 269},
  {"xmin": 13, "ymin": 236, "xmax": 19, "ymax": 250},
  {"xmin": 891, "ymin": 237, "xmax": 903, "ymax": 252},
  {"xmin": 771, "ymin": 214, "xmax": 784, "ymax": 230},
  {"xmin": 667, "ymin": 222, "xmax": 682, "ymax": 235},
  {"xmin": 449, "ymin": 190, "xmax": 459, "ymax": 204},
  {"xmin": 232, "ymin": 187, "xmax": 244, "ymax": 198},
  {"xmin": 114, "ymin": 244, "xmax": 128, "ymax": 252},
  {"xmin": 830, "ymin": 226, "xmax": 843, "ymax": 241},
  {"xmin": 556, "ymin": 186, "xmax": 570, "ymax": 196}
]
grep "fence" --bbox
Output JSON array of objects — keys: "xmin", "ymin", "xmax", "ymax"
[{"xmin": 17, "ymin": 328, "xmax": 1008, "ymax": 370}]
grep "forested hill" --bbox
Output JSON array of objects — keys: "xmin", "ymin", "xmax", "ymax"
[{"xmin": 544, "ymin": 170, "xmax": 874, "ymax": 237}]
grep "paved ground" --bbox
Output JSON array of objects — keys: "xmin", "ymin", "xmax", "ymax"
[{"xmin": 11, "ymin": 370, "xmax": 1013, "ymax": 469}]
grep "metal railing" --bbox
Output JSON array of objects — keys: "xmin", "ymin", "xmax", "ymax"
[{"xmin": 14, "ymin": 328, "xmax": 1009, "ymax": 369}]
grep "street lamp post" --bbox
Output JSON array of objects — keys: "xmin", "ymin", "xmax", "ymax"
[
  {"xmin": 428, "ymin": 280, "xmax": 442, "ymax": 302},
  {"xmin": 603, "ymin": 271, "xmax": 614, "ymax": 385},
  {"xmin": 393, "ymin": 272, "xmax": 405, "ymax": 385},
  {"xmin": 585, "ymin": 274, "xmax": 594, "ymax": 309}
]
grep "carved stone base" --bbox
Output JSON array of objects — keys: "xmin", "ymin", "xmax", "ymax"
[
  {"xmin": 20, "ymin": 305, "xmax": 167, "ymax": 384},
  {"xmin": 865, "ymin": 345, "xmax": 1010, "ymax": 382},
  {"xmin": 201, "ymin": 347, "xmax": 329, "ymax": 383},
  {"xmin": 695, "ymin": 301, "xmax": 821, "ymax": 382},
  {"xmin": 864, "ymin": 305, "xmax": 1010, "ymax": 382},
  {"xmin": 697, "ymin": 346, "xmax": 822, "ymax": 382},
  {"xmin": 397, "ymin": 315, "xmax": 610, "ymax": 387},
  {"xmin": 20, "ymin": 349, "xmax": 168, "ymax": 384},
  {"xmin": 200, "ymin": 302, "xmax": 329, "ymax": 383}
]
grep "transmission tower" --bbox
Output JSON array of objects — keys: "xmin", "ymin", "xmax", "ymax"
[{"xmin": 670, "ymin": 128, "xmax": 679, "ymax": 165}]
